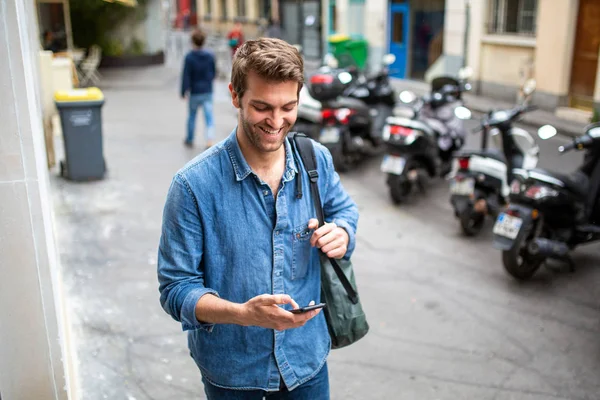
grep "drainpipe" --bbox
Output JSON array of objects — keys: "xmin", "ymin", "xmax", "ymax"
[{"xmin": 463, "ymin": 0, "xmax": 470, "ymax": 68}]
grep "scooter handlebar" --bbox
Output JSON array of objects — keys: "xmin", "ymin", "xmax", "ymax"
[
  {"xmin": 559, "ymin": 135, "xmax": 593, "ymax": 153},
  {"xmin": 558, "ymin": 142, "xmax": 575, "ymax": 153}
]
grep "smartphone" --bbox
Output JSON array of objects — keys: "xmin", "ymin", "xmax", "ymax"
[{"xmin": 290, "ymin": 303, "xmax": 326, "ymax": 314}]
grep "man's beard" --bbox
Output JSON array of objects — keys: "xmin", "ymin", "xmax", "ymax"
[{"xmin": 239, "ymin": 109, "xmax": 290, "ymax": 153}]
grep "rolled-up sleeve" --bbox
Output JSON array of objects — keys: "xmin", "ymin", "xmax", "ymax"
[
  {"xmin": 157, "ymin": 174, "xmax": 218, "ymax": 331},
  {"xmin": 317, "ymin": 144, "xmax": 359, "ymax": 259}
]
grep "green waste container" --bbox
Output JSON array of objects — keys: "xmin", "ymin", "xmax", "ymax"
[
  {"xmin": 54, "ymin": 87, "xmax": 106, "ymax": 181},
  {"xmin": 328, "ymin": 33, "xmax": 351, "ymax": 58},
  {"xmin": 346, "ymin": 39, "xmax": 369, "ymax": 70},
  {"xmin": 327, "ymin": 34, "xmax": 369, "ymax": 70}
]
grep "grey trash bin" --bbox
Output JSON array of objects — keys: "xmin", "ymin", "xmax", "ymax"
[{"xmin": 54, "ymin": 87, "xmax": 106, "ymax": 181}]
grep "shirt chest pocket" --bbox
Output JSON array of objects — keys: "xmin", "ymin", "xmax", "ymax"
[{"xmin": 291, "ymin": 222, "xmax": 313, "ymax": 280}]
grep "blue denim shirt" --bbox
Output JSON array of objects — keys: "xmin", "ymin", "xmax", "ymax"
[{"xmin": 157, "ymin": 129, "xmax": 359, "ymax": 391}]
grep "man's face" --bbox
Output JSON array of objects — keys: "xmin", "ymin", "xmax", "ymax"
[{"xmin": 230, "ymin": 71, "xmax": 299, "ymax": 154}]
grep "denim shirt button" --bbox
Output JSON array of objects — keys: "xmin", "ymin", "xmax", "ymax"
[
  {"xmin": 263, "ymin": 190, "xmax": 269, "ymax": 196},
  {"xmin": 275, "ymin": 271, "xmax": 281, "ymax": 276}
]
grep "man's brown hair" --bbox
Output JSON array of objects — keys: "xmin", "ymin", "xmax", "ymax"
[
  {"xmin": 231, "ymin": 38, "xmax": 304, "ymax": 100},
  {"xmin": 191, "ymin": 29, "xmax": 206, "ymax": 47}
]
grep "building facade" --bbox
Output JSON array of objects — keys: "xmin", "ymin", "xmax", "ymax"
[
  {"xmin": 332, "ymin": 0, "xmax": 600, "ymax": 112},
  {"xmin": 196, "ymin": 0, "xmax": 327, "ymax": 61}
]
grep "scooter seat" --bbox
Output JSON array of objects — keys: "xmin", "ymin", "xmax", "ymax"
[
  {"xmin": 458, "ymin": 149, "xmax": 506, "ymax": 164},
  {"xmin": 528, "ymin": 168, "xmax": 589, "ymax": 197}
]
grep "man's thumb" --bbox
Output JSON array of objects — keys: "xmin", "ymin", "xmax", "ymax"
[{"xmin": 308, "ymin": 218, "xmax": 319, "ymax": 230}]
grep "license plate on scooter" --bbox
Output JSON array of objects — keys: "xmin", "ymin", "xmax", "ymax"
[
  {"xmin": 380, "ymin": 155, "xmax": 406, "ymax": 175},
  {"xmin": 493, "ymin": 213, "xmax": 523, "ymax": 239},
  {"xmin": 320, "ymin": 127, "xmax": 340, "ymax": 144},
  {"xmin": 450, "ymin": 177, "xmax": 475, "ymax": 196}
]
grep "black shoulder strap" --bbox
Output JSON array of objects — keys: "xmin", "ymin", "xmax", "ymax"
[{"xmin": 290, "ymin": 133, "xmax": 359, "ymax": 304}]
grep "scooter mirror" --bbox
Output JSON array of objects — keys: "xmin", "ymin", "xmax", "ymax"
[
  {"xmin": 323, "ymin": 53, "xmax": 339, "ymax": 69},
  {"xmin": 523, "ymin": 79, "xmax": 537, "ymax": 96},
  {"xmin": 589, "ymin": 127, "xmax": 600, "ymax": 138},
  {"xmin": 537, "ymin": 124, "xmax": 557, "ymax": 140},
  {"xmin": 454, "ymin": 106, "xmax": 472, "ymax": 120},
  {"xmin": 383, "ymin": 54, "xmax": 396, "ymax": 66},
  {"xmin": 458, "ymin": 66, "xmax": 473, "ymax": 80},
  {"xmin": 399, "ymin": 90, "xmax": 417, "ymax": 104},
  {"xmin": 338, "ymin": 72, "xmax": 353, "ymax": 85}
]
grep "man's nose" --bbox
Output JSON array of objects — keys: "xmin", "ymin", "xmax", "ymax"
[{"xmin": 268, "ymin": 110, "xmax": 285, "ymax": 128}]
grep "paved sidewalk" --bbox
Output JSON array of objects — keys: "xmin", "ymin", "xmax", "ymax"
[
  {"xmin": 53, "ymin": 62, "xmax": 591, "ymax": 399},
  {"xmin": 390, "ymin": 79, "xmax": 590, "ymax": 138}
]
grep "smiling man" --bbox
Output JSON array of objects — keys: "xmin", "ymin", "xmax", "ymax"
[{"xmin": 157, "ymin": 38, "xmax": 359, "ymax": 399}]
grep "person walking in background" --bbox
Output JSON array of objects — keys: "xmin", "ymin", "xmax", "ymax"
[
  {"xmin": 227, "ymin": 21, "xmax": 244, "ymax": 58},
  {"xmin": 266, "ymin": 18, "xmax": 284, "ymax": 40},
  {"xmin": 181, "ymin": 29, "xmax": 216, "ymax": 149}
]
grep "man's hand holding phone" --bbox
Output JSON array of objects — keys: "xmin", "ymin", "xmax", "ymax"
[{"xmin": 241, "ymin": 295, "xmax": 323, "ymax": 331}]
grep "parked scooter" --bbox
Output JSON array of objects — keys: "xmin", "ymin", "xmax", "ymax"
[
  {"xmin": 294, "ymin": 54, "xmax": 398, "ymax": 171},
  {"xmin": 492, "ymin": 123, "xmax": 600, "ymax": 280},
  {"xmin": 380, "ymin": 68, "xmax": 472, "ymax": 204},
  {"xmin": 448, "ymin": 79, "xmax": 543, "ymax": 236}
]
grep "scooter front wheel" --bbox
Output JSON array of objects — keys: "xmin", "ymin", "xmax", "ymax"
[
  {"xmin": 387, "ymin": 173, "xmax": 412, "ymax": 204},
  {"xmin": 459, "ymin": 208, "xmax": 485, "ymax": 237}
]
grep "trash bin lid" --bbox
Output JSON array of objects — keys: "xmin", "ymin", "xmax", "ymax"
[
  {"xmin": 328, "ymin": 34, "xmax": 350, "ymax": 44},
  {"xmin": 54, "ymin": 87, "xmax": 104, "ymax": 102}
]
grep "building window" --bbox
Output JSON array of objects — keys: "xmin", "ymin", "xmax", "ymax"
[
  {"xmin": 220, "ymin": 0, "xmax": 227, "ymax": 20},
  {"xmin": 237, "ymin": 0, "xmax": 246, "ymax": 18},
  {"xmin": 205, "ymin": 0, "xmax": 212, "ymax": 16},
  {"xmin": 258, "ymin": 0, "xmax": 269, "ymax": 19},
  {"xmin": 489, "ymin": 0, "xmax": 537, "ymax": 36},
  {"xmin": 347, "ymin": 0, "xmax": 364, "ymax": 37},
  {"xmin": 329, "ymin": 2, "xmax": 336, "ymax": 34}
]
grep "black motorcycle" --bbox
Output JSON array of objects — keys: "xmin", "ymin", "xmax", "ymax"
[
  {"xmin": 381, "ymin": 74, "xmax": 471, "ymax": 204},
  {"xmin": 493, "ymin": 123, "xmax": 600, "ymax": 280},
  {"xmin": 294, "ymin": 55, "xmax": 397, "ymax": 171}
]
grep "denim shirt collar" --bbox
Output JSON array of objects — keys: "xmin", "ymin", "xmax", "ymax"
[{"xmin": 225, "ymin": 128, "xmax": 298, "ymax": 183}]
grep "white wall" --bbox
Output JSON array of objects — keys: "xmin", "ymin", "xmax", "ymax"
[
  {"xmin": 0, "ymin": 0, "xmax": 77, "ymax": 398},
  {"xmin": 145, "ymin": 0, "xmax": 166, "ymax": 53}
]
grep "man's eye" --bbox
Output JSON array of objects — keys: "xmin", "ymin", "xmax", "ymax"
[
  {"xmin": 283, "ymin": 107, "xmax": 296, "ymax": 112},
  {"xmin": 254, "ymin": 106, "xmax": 268, "ymax": 112}
]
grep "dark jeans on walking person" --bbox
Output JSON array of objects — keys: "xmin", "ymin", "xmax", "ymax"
[
  {"xmin": 202, "ymin": 363, "xmax": 329, "ymax": 400},
  {"xmin": 186, "ymin": 93, "xmax": 215, "ymax": 147}
]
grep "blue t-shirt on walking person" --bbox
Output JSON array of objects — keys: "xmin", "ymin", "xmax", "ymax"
[{"xmin": 181, "ymin": 49, "xmax": 216, "ymax": 97}]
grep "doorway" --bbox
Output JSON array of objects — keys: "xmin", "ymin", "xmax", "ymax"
[
  {"xmin": 388, "ymin": 2, "xmax": 410, "ymax": 78},
  {"xmin": 569, "ymin": 0, "xmax": 600, "ymax": 110},
  {"xmin": 280, "ymin": 0, "xmax": 322, "ymax": 61},
  {"xmin": 410, "ymin": 0, "xmax": 445, "ymax": 81}
]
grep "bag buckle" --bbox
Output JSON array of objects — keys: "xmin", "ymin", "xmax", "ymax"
[{"xmin": 308, "ymin": 170, "xmax": 319, "ymax": 182}]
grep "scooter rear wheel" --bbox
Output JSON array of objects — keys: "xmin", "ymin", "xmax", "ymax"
[
  {"xmin": 388, "ymin": 174, "xmax": 411, "ymax": 204},
  {"xmin": 459, "ymin": 209, "xmax": 485, "ymax": 236},
  {"xmin": 502, "ymin": 228, "xmax": 545, "ymax": 280},
  {"xmin": 331, "ymin": 146, "xmax": 352, "ymax": 172}
]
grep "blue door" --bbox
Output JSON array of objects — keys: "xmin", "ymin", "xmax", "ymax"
[{"xmin": 389, "ymin": 3, "xmax": 410, "ymax": 78}]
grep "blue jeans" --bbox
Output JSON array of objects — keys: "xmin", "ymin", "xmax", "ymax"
[
  {"xmin": 187, "ymin": 93, "xmax": 215, "ymax": 144},
  {"xmin": 202, "ymin": 363, "xmax": 329, "ymax": 400}
]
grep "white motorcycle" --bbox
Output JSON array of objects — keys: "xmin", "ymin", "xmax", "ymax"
[{"xmin": 448, "ymin": 79, "xmax": 554, "ymax": 236}]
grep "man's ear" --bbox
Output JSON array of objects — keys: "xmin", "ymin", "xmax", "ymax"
[{"xmin": 229, "ymin": 83, "xmax": 240, "ymax": 109}]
